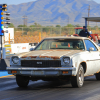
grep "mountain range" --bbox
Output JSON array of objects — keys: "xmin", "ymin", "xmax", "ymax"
[{"xmin": 7, "ymin": 0, "xmax": 100, "ymax": 26}]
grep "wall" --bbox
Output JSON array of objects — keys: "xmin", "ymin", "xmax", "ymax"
[{"xmin": 11, "ymin": 43, "xmax": 29, "ymax": 54}]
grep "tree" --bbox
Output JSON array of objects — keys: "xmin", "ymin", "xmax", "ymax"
[
  {"xmin": 74, "ymin": 24, "xmax": 81, "ymax": 27},
  {"xmin": 8, "ymin": 23, "xmax": 14, "ymax": 28},
  {"xmin": 34, "ymin": 22, "xmax": 38, "ymax": 26},
  {"xmin": 56, "ymin": 25, "xmax": 61, "ymax": 27},
  {"xmin": 42, "ymin": 27, "xmax": 50, "ymax": 32},
  {"xmin": 94, "ymin": 26, "xmax": 98, "ymax": 29},
  {"xmin": 17, "ymin": 25, "xmax": 27, "ymax": 27},
  {"xmin": 17, "ymin": 25, "xmax": 29, "ymax": 32},
  {"xmin": 66, "ymin": 24, "xmax": 74, "ymax": 27},
  {"xmin": 34, "ymin": 22, "xmax": 42, "ymax": 27},
  {"xmin": 29, "ymin": 25, "xmax": 35, "ymax": 27}
]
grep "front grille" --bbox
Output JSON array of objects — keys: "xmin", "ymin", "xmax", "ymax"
[{"xmin": 21, "ymin": 60, "xmax": 61, "ymax": 67}]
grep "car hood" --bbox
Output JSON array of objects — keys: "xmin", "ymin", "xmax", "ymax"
[{"xmin": 19, "ymin": 50, "xmax": 84, "ymax": 60}]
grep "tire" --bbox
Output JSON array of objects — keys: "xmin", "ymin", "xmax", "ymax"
[
  {"xmin": 16, "ymin": 75, "xmax": 29, "ymax": 87},
  {"xmin": 95, "ymin": 73, "xmax": 100, "ymax": 80},
  {"xmin": 71, "ymin": 65, "xmax": 84, "ymax": 88}
]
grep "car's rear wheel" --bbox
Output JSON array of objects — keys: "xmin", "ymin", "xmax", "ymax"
[
  {"xmin": 16, "ymin": 75, "xmax": 29, "ymax": 87},
  {"xmin": 95, "ymin": 72, "xmax": 100, "ymax": 80},
  {"xmin": 71, "ymin": 65, "xmax": 84, "ymax": 88}
]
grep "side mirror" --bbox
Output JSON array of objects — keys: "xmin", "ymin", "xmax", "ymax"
[
  {"xmin": 89, "ymin": 47, "xmax": 94, "ymax": 51},
  {"xmin": 30, "ymin": 48, "xmax": 34, "ymax": 51}
]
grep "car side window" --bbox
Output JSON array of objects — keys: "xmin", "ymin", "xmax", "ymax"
[{"xmin": 84, "ymin": 40, "xmax": 97, "ymax": 51}]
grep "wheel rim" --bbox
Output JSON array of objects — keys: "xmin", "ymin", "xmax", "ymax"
[{"xmin": 79, "ymin": 68, "xmax": 84, "ymax": 86}]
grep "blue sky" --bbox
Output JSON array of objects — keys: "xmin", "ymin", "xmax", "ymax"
[
  {"xmin": 0, "ymin": 0, "xmax": 100, "ymax": 5},
  {"xmin": 93, "ymin": 0, "xmax": 100, "ymax": 3},
  {"xmin": 0, "ymin": 0, "xmax": 36, "ymax": 5}
]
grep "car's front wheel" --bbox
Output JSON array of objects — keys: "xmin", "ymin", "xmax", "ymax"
[
  {"xmin": 16, "ymin": 75, "xmax": 29, "ymax": 87},
  {"xmin": 71, "ymin": 65, "xmax": 84, "ymax": 88},
  {"xmin": 95, "ymin": 72, "xmax": 100, "ymax": 80}
]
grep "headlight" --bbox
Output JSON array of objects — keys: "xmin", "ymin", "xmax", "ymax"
[
  {"xmin": 63, "ymin": 57, "xmax": 70, "ymax": 64},
  {"xmin": 12, "ymin": 56, "xmax": 19, "ymax": 64}
]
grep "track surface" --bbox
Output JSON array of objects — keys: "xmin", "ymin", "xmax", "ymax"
[
  {"xmin": 0, "ymin": 75, "xmax": 100, "ymax": 100},
  {"xmin": 1, "ymin": 55, "xmax": 100, "ymax": 100}
]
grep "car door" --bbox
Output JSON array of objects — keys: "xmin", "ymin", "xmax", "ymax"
[{"xmin": 84, "ymin": 39, "xmax": 100, "ymax": 75}]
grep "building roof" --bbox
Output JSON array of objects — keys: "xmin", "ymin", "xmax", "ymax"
[{"xmin": 83, "ymin": 17, "xmax": 100, "ymax": 22}]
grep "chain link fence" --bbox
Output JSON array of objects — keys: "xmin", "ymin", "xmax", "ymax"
[
  {"xmin": 4, "ymin": 27, "xmax": 100, "ymax": 44},
  {"xmin": 14, "ymin": 27, "xmax": 75, "ymax": 43}
]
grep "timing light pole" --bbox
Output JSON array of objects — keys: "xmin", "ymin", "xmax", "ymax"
[{"xmin": 0, "ymin": 4, "xmax": 10, "ymax": 60}]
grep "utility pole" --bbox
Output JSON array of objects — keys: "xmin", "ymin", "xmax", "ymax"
[
  {"xmin": 68, "ymin": 16, "xmax": 69, "ymax": 24},
  {"xmin": 22, "ymin": 15, "xmax": 27, "ymax": 26},
  {"xmin": 88, "ymin": 5, "xmax": 90, "ymax": 27}
]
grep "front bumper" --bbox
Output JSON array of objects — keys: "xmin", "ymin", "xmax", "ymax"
[{"xmin": 7, "ymin": 66, "xmax": 76, "ymax": 76}]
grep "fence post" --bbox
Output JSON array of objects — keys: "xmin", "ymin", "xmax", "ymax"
[
  {"xmin": 41, "ymin": 28, "xmax": 42, "ymax": 39},
  {"xmin": 39, "ymin": 32, "xmax": 41, "ymax": 42},
  {"xmin": 51, "ymin": 27, "xmax": 52, "ymax": 34},
  {"xmin": 60, "ymin": 27, "xmax": 61, "ymax": 35},
  {"xmin": 9, "ymin": 33, "xmax": 10, "ymax": 44},
  {"xmin": 22, "ymin": 27, "xmax": 23, "ymax": 35}
]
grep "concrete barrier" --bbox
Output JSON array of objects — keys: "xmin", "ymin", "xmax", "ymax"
[
  {"xmin": 4, "ymin": 43, "xmax": 38, "ymax": 54},
  {"xmin": 0, "ymin": 59, "xmax": 7, "ymax": 70},
  {"xmin": 0, "ymin": 42, "xmax": 38, "ymax": 70},
  {"xmin": 11, "ymin": 43, "xmax": 29, "ymax": 54}
]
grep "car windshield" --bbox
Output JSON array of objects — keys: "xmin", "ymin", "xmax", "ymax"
[{"xmin": 35, "ymin": 39, "xmax": 85, "ymax": 50}]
